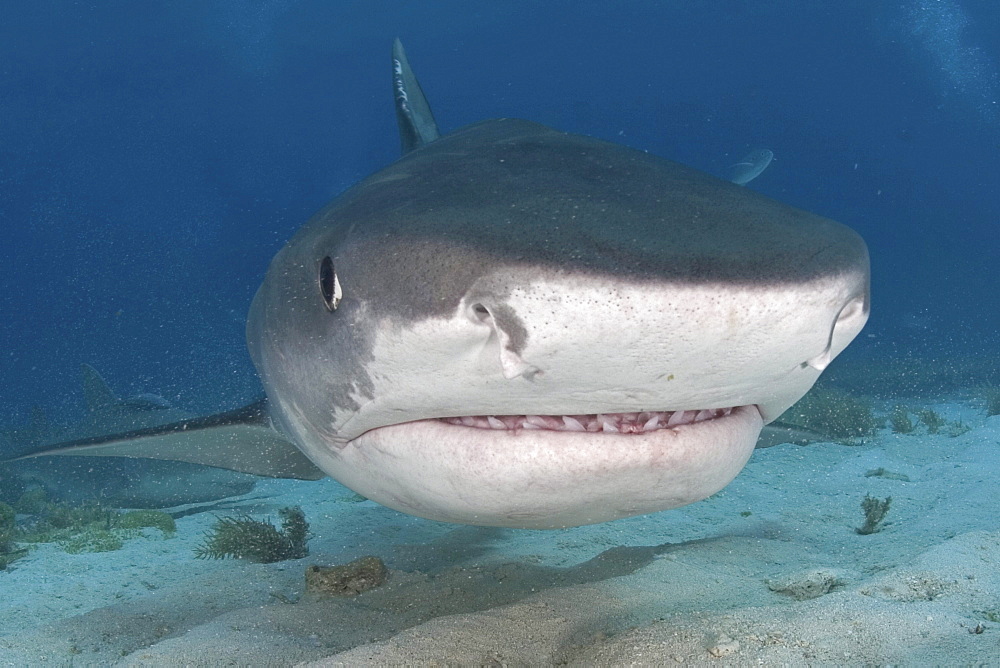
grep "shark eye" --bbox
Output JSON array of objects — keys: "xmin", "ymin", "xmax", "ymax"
[{"xmin": 319, "ymin": 256, "xmax": 342, "ymax": 312}]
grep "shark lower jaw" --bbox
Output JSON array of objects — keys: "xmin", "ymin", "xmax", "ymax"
[{"xmin": 330, "ymin": 405, "xmax": 763, "ymax": 529}]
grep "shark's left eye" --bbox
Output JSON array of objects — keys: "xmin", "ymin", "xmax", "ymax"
[{"xmin": 319, "ymin": 256, "xmax": 342, "ymax": 312}]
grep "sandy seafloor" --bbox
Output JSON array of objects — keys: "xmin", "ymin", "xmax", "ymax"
[{"xmin": 2, "ymin": 402, "xmax": 999, "ymax": 666}]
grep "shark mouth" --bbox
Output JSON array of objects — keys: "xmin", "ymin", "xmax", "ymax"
[
  {"xmin": 440, "ymin": 407, "xmax": 736, "ymax": 434},
  {"xmin": 345, "ymin": 405, "xmax": 762, "ymax": 528}
]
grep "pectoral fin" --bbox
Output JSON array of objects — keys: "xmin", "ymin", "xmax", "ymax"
[{"xmin": 10, "ymin": 398, "xmax": 324, "ymax": 480}]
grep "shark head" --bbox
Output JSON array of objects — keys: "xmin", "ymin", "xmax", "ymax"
[{"xmin": 247, "ymin": 112, "xmax": 869, "ymax": 528}]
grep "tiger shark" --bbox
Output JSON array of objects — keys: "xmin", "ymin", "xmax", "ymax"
[{"xmin": 14, "ymin": 40, "xmax": 869, "ymax": 528}]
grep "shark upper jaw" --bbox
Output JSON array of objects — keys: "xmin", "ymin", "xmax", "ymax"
[{"xmin": 328, "ymin": 404, "xmax": 763, "ymax": 529}]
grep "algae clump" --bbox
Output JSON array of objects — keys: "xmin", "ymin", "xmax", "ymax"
[
  {"xmin": 856, "ymin": 494, "xmax": 891, "ymax": 535},
  {"xmin": 893, "ymin": 405, "xmax": 970, "ymax": 438},
  {"xmin": 917, "ymin": 409, "xmax": 947, "ymax": 435},
  {"xmin": 888, "ymin": 406, "xmax": 914, "ymax": 434},
  {"xmin": 195, "ymin": 506, "xmax": 309, "ymax": 563}
]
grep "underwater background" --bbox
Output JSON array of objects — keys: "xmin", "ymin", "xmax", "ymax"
[
  {"xmin": 3, "ymin": 2, "xmax": 1000, "ymax": 664},
  {"xmin": 2, "ymin": 0, "xmax": 998, "ymax": 426}
]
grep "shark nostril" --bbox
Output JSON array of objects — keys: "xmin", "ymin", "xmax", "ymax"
[
  {"xmin": 805, "ymin": 296, "xmax": 870, "ymax": 372},
  {"xmin": 471, "ymin": 303, "xmax": 491, "ymax": 322},
  {"xmin": 467, "ymin": 301, "xmax": 538, "ymax": 380},
  {"xmin": 837, "ymin": 295, "xmax": 868, "ymax": 324}
]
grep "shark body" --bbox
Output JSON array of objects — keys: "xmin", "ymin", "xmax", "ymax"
[{"xmin": 14, "ymin": 41, "xmax": 869, "ymax": 528}]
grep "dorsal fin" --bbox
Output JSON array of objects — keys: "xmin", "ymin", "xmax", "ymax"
[
  {"xmin": 81, "ymin": 363, "xmax": 118, "ymax": 412},
  {"xmin": 392, "ymin": 38, "xmax": 440, "ymax": 154}
]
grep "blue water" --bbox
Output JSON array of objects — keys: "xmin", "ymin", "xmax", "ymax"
[{"xmin": 1, "ymin": 1, "xmax": 997, "ymax": 418}]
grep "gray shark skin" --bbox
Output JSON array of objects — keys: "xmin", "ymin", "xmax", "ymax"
[{"xmin": 13, "ymin": 41, "xmax": 869, "ymax": 528}]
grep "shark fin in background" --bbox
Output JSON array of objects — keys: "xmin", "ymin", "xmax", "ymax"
[
  {"xmin": 81, "ymin": 363, "xmax": 118, "ymax": 412},
  {"xmin": 392, "ymin": 38, "xmax": 440, "ymax": 153},
  {"xmin": 730, "ymin": 148, "xmax": 774, "ymax": 185},
  {"xmin": 10, "ymin": 398, "xmax": 325, "ymax": 481}
]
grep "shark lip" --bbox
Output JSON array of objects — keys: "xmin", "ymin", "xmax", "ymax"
[{"xmin": 436, "ymin": 407, "xmax": 739, "ymax": 434}]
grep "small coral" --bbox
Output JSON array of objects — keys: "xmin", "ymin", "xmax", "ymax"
[
  {"xmin": 856, "ymin": 494, "xmax": 891, "ymax": 535},
  {"xmin": 195, "ymin": 506, "xmax": 309, "ymax": 563}
]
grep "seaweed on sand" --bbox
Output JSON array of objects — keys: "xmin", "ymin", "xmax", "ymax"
[
  {"xmin": 888, "ymin": 405, "xmax": 915, "ymax": 434},
  {"xmin": 917, "ymin": 409, "xmax": 947, "ymax": 435},
  {"xmin": 15, "ymin": 498, "xmax": 175, "ymax": 555},
  {"xmin": 195, "ymin": 506, "xmax": 309, "ymax": 563},
  {"xmin": 856, "ymin": 494, "xmax": 891, "ymax": 535}
]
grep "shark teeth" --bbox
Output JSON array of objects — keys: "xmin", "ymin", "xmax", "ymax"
[{"xmin": 441, "ymin": 408, "xmax": 734, "ymax": 433}]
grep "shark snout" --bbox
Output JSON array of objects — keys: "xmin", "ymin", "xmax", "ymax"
[{"xmin": 452, "ymin": 271, "xmax": 869, "ymax": 425}]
